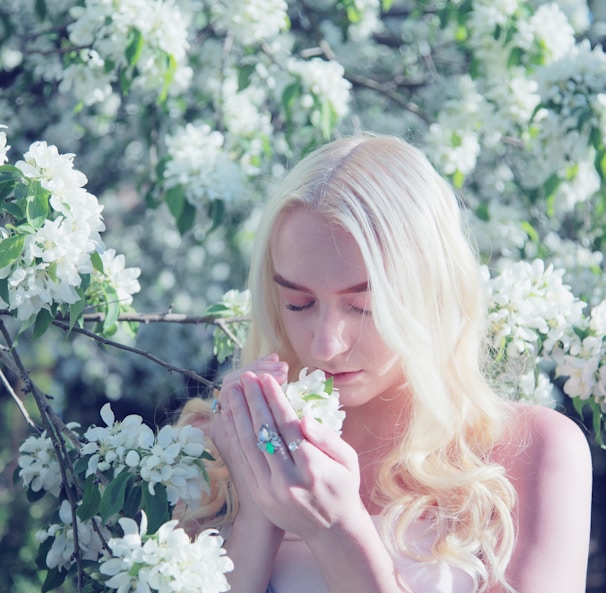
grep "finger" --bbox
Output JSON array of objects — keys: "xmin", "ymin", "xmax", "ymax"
[
  {"xmin": 300, "ymin": 416, "xmax": 357, "ymax": 470},
  {"xmin": 256, "ymin": 373, "xmax": 306, "ymax": 455},
  {"xmin": 238, "ymin": 373, "xmax": 292, "ymax": 463}
]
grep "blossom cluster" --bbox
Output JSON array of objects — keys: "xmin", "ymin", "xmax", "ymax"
[
  {"xmin": 62, "ymin": 0, "xmax": 193, "ymax": 105},
  {"xmin": 163, "ymin": 122, "xmax": 246, "ymax": 214},
  {"xmin": 36, "ymin": 500, "xmax": 110, "ymax": 573},
  {"xmin": 552, "ymin": 300, "xmax": 606, "ymax": 409},
  {"xmin": 283, "ymin": 368, "xmax": 346, "ymax": 434},
  {"xmin": 17, "ymin": 403, "xmax": 217, "ymax": 586},
  {"xmin": 210, "ymin": 0, "xmax": 289, "ymax": 46},
  {"xmin": 286, "ymin": 57, "xmax": 352, "ymax": 134},
  {"xmin": 100, "ymin": 513, "xmax": 232, "ymax": 593},
  {"xmin": 0, "ymin": 133, "xmax": 141, "ymax": 325},
  {"xmin": 485, "ymin": 259, "xmax": 606, "ymax": 411},
  {"xmin": 82, "ymin": 403, "xmax": 210, "ymax": 508},
  {"xmin": 206, "ymin": 288, "xmax": 252, "ymax": 363},
  {"xmin": 18, "ymin": 426, "xmax": 75, "ymax": 498}
]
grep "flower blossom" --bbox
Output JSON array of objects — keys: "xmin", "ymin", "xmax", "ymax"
[
  {"xmin": 283, "ymin": 368, "xmax": 346, "ymax": 434},
  {"xmin": 36, "ymin": 500, "xmax": 109, "ymax": 572},
  {"xmin": 0, "ymin": 125, "xmax": 10, "ymax": 164},
  {"xmin": 163, "ymin": 122, "xmax": 246, "ymax": 211},
  {"xmin": 99, "ymin": 513, "xmax": 233, "ymax": 593},
  {"xmin": 287, "ymin": 57, "xmax": 352, "ymax": 122},
  {"xmin": 18, "ymin": 429, "xmax": 67, "ymax": 497},
  {"xmin": 82, "ymin": 403, "xmax": 209, "ymax": 508},
  {"xmin": 211, "ymin": 0, "xmax": 289, "ymax": 46}
]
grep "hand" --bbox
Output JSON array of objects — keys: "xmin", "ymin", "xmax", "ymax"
[
  {"xmin": 209, "ymin": 354, "xmax": 288, "ymax": 521},
  {"xmin": 229, "ymin": 371, "xmax": 364, "ymax": 542}
]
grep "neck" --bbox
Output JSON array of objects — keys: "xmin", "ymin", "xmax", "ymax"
[{"xmin": 341, "ymin": 387, "xmax": 410, "ymax": 454}]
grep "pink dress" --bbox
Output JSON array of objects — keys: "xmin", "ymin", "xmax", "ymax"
[{"xmin": 268, "ymin": 516, "xmax": 476, "ymax": 593}]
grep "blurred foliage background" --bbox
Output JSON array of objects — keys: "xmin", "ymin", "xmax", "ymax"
[{"xmin": 1, "ymin": 0, "xmax": 606, "ymax": 590}]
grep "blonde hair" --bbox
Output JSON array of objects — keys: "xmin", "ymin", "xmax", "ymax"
[{"xmin": 183, "ymin": 134, "xmax": 516, "ymax": 590}]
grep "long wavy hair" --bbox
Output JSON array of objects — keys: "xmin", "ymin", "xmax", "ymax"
[{"xmin": 178, "ymin": 134, "xmax": 517, "ymax": 591}]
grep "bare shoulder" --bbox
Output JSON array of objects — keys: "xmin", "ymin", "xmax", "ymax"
[
  {"xmin": 493, "ymin": 403, "xmax": 593, "ymax": 593},
  {"xmin": 498, "ymin": 402, "xmax": 592, "ymax": 473}
]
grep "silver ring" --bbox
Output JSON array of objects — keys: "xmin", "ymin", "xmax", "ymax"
[
  {"xmin": 287, "ymin": 438, "xmax": 306, "ymax": 452},
  {"xmin": 211, "ymin": 399, "xmax": 222, "ymax": 414},
  {"xmin": 257, "ymin": 424, "xmax": 282, "ymax": 455}
]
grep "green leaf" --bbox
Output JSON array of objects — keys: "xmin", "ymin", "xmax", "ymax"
[
  {"xmin": 102, "ymin": 286, "xmax": 121, "ymax": 334},
  {"xmin": 141, "ymin": 483, "xmax": 170, "ymax": 534},
  {"xmin": 543, "ymin": 173, "xmax": 560, "ymax": 199},
  {"xmin": 598, "ymin": 151, "xmax": 606, "ymax": 181},
  {"xmin": 77, "ymin": 474, "xmax": 102, "ymax": 522},
  {"xmin": 26, "ymin": 486, "xmax": 47, "ymax": 503},
  {"xmin": 176, "ymin": 200, "xmax": 196, "ymax": 236},
  {"xmin": 100, "ymin": 470, "xmax": 133, "ymax": 521},
  {"xmin": 122, "ymin": 481, "xmax": 143, "ymax": 518},
  {"xmin": 520, "ymin": 220, "xmax": 539, "ymax": 243},
  {"xmin": 0, "ymin": 277, "xmax": 9, "ymax": 306},
  {"xmin": 1, "ymin": 200, "xmax": 24, "ymax": 220},
  {"xmin": 205, "ymin": 303, "xmax": 230, "ymax": 315},
  {"xmin": 69, "ymin": 297, "xmax": 86, "ymax": 333},
  {"xmin": 90, "ymin": 250, "xmax": 104, "ymax": 273},
  {"xmin": 41, "ymin": 567, "xmax": 67, "ymax": 593},
  {"xmin": 36, "ymin": 535, "xmax": 53, "ymax": 570},
  {"xmin": 324, "ymin": 376, "xmax": 333, "ymax": 395},
  {"xmin": 208, "ymin": 198, "xmax": 225, "ymax": 232},
  {"xmin": 282, "ymin": 82, "xmax": 301, "ymax": 113},
  {"xmin": 26, "ymin": 182, "xmax": 50, "ymax": 227},
  {"xmin": 238, "ymin": 64, "xmax": 256, "ymax": 91},
  {"xmin": 0, "ymin": 234, "xmax": 25, "ymax": 268},
  {"xmin": 158, "ymin": 53, "xmax": 177, "ymax": 104},
  {"xmin": 452, "ymin": 169, "xmax": 465, "ymax": 189},
  {"xmin": 320, "ymin": 100, "xmax": 334, "ymax": 140},
  {"xmin": 165, "ymin": 185, "xmax": 185, "ymax": 220},
  {"xmin": 125, "ymin": 27, "xmax": 144, "ymax": 68},
  {"xmin": 34, "ymin": 0, "xmax": 46, "ymax": 20},
  {"xmin": 33, "ymin": 308, "xmax": 54, "ymax": 339}
]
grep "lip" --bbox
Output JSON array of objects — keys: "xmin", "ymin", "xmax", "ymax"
[{"xmin": 322, "ymin": 370, "xmax": 363, "ymax": 384}]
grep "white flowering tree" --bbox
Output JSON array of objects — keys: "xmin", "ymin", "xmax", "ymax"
[{"xmin": 1, "ymin": 0, "xmax": 606, "ymax": 590}]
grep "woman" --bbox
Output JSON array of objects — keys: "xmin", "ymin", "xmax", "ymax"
[{"xmin": 176, "ymin": 134, "xmax": 592, "ymax": 593}]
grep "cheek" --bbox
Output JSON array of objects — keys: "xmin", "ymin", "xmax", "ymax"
[{"xmin": 281, "ymin": 315, "xmax": 310, "ymax": 353}]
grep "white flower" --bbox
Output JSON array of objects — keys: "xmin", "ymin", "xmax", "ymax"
[
  {"xmin": 287, "ymin": 57, "xmax": 352, "ymax": 121},
  {"xmin": 163, "ymin": 122, "xmax": 246, "ymax": 210},
  {"xmin": 283, "ymin": 368, "xmax": 346, "ymax": 434},
  {"xmin": 0, "ymin": 124, "xmax": 10, "ymax": 164},
  {"xmin": 66, "ymin": 0, "xmax": 193, "ymax": 101},
  {"xmin": 100, "ymin": 513, "xmax": 233, "ymax": 593},
  {"xmin": 40, "ymin": 500, "xmax": 109, "ymax": 572},
  {"xmin": 486, "ymin": 259, "xmax": 585, "ymax": 358},
  {"xmin": 211, "ymin": 0, "xmax": 289, "ymax": 46},
  {"xmin": 217, "ymin": 288, "xmax": 251, "ymax": 317},
  {"xmin": 97, "ymin": 248, "xmax": 141, "ymax": 305},
  {"xmin": 83, "ymin": 404, "xmax": 209, "ymax": 507},
  {"xmin": 18, "ymin": 431, "xmax": 63, "ymax": 497}
]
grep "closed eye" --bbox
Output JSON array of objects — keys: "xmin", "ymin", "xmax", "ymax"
[{"xmin": 285, "ymin": 302, "xmax": 314, "ymax": 312}]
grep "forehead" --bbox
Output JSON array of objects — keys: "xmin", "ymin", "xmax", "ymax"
[{"xmin": 271, "ymin": 209, "xmax": 368, "ymax": 288}]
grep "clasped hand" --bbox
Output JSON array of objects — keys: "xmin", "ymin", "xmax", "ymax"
[{"xmin": 208, "ymin": 354, "xmax": 362, "ymax": 541}]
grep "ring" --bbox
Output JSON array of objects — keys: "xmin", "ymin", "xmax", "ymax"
[
  {"xmin": 211, "ymin": 399, "xmax": 222, "ymax": 414},
  {"xmin": 287, "ymin": 438, "xmax": 306, "ymax": 452},
  {"xmin": 257, "ymin": 424, "xmax": 282, "ymax": 455}
]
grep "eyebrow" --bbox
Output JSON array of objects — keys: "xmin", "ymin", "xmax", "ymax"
[{"xmin": 273, "ymin": 273, "xmax": 369, "ymax": 294}]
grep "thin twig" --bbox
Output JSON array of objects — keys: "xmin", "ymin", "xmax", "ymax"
[
  {"xmin": 52, "ymin": 320, "xmax": 221, "ymax": 390},
  {"xmin": 0, "ymin": 320, "xmax": 85, "ymax": 588},
  {"xmin": 0, "ymin": 367, "xmax": 39, "ymax": 431}
]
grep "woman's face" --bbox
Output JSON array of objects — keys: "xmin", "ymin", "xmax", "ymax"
[{"xmin": 270, "ymin": 208, "xmax": 404, "ymax": 409}]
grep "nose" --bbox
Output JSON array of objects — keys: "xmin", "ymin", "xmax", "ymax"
[{"xmin": 309, "ymin": 307, "xmax": 349, "ymax": 362}]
